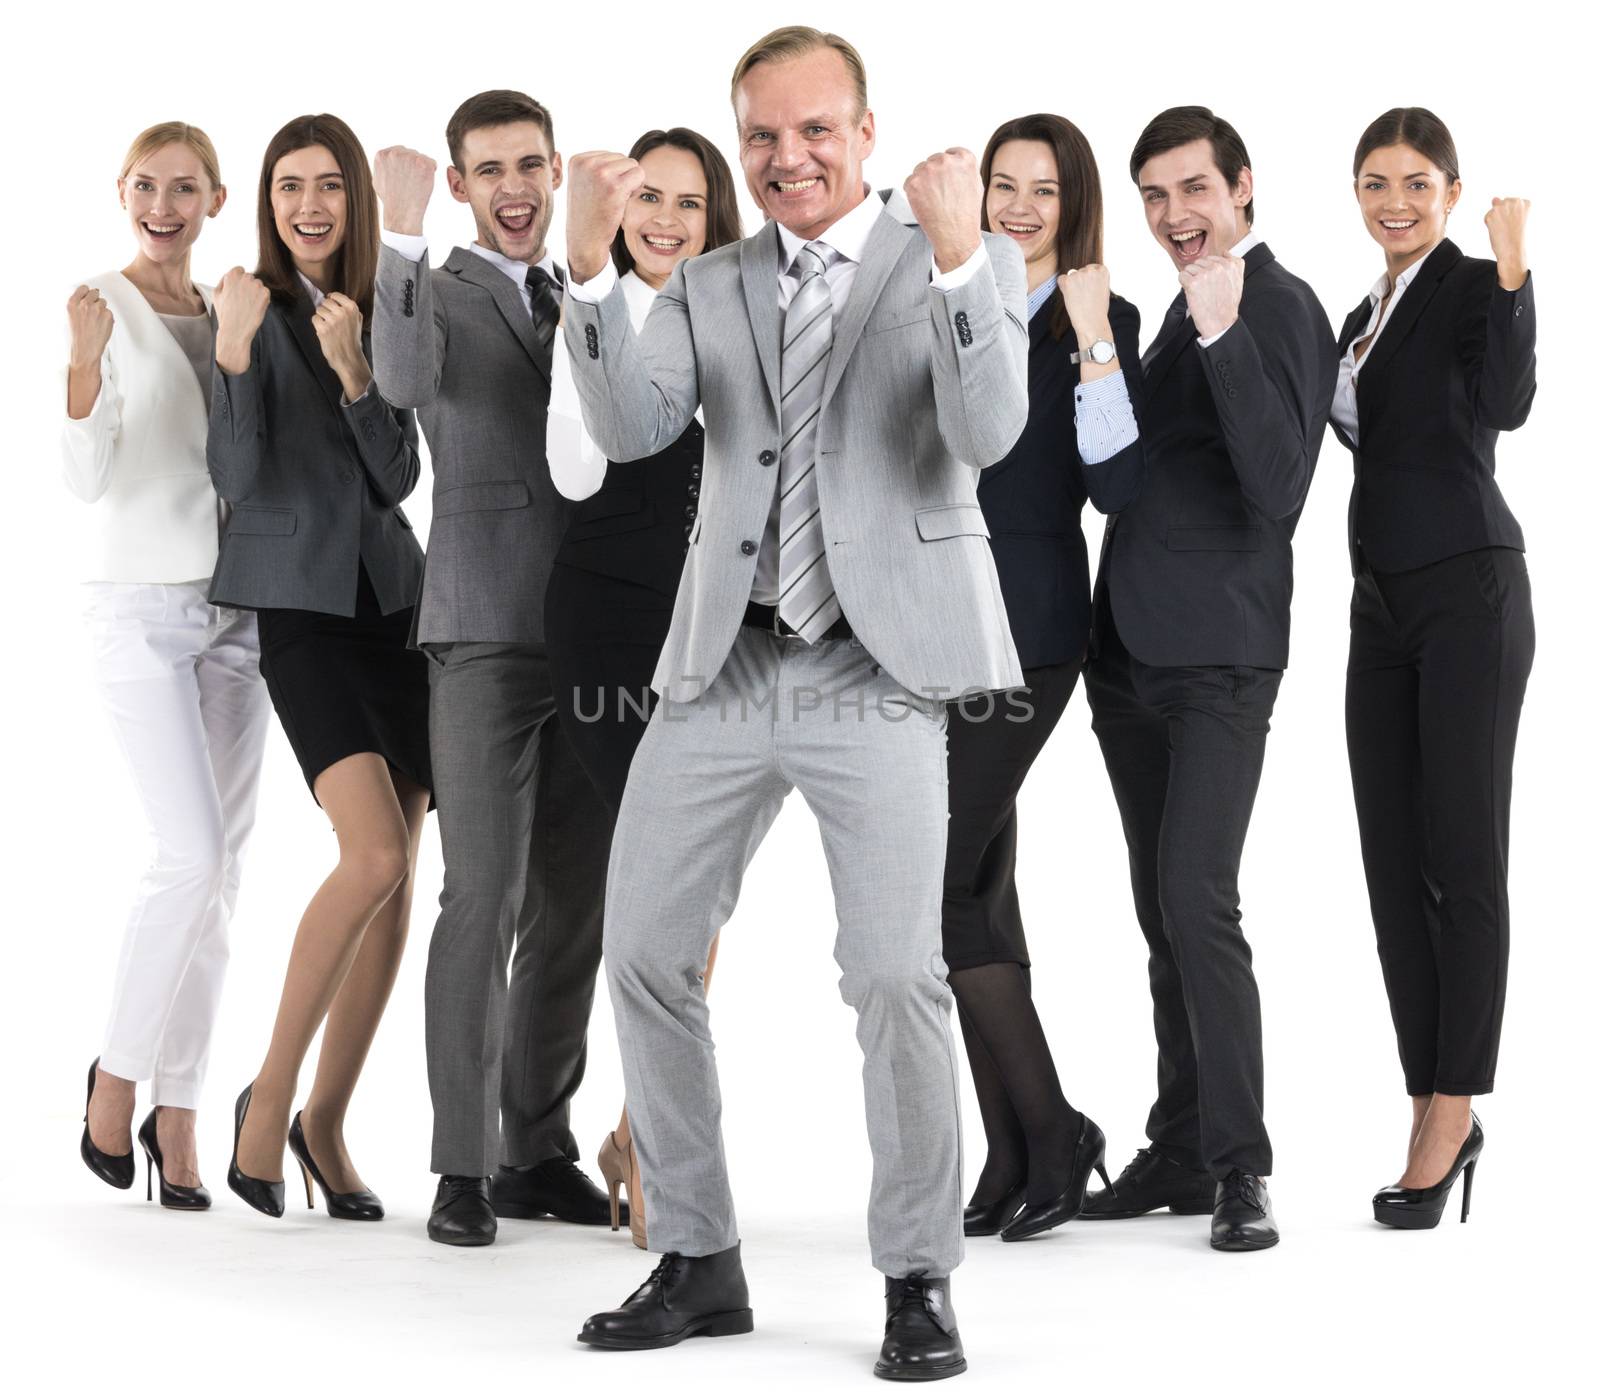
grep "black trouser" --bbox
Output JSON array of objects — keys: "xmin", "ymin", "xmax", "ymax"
[
  {"xmin": 1345, "ymin": 546, "xmax": 1534, "ymax": 1097},
  {"xmin": 1085, "ymin": 614, "xmax": 1281, "ymax": 1179}
]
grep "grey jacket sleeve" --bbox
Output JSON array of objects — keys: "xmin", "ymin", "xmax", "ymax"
[
  {"xmin": 206, "ymin": 345, "xmax": 264, "ymax": 503},
  {"xmin": 372, "ymin": 243, "xmax": 446, "ymax": 411}
]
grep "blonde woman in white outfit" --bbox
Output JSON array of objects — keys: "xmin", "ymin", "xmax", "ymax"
[{"xmin": 66, "ymin": 122, "xmax": 271, "ymax": 1210}]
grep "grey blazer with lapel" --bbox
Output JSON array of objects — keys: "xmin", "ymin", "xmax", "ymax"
[
  {"xmin": 561, "ymin": 200, "xmax": 1029, "ymax": 703},
  {"xmin": 372, "ymin": 243, "xmax": 574, "ymax": 644},
  {"xmin": 207, "ymin": 292, "xmax": 424, "ymax": 616}
]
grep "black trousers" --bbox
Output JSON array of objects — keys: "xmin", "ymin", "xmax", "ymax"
[
  {"xmin": 942, "ymin": 662, "xmax": 1081, "ymax": 970},
  {"xmin": 1345, "ymin": 546, "xmax": 1534, "ymax": 1097},
  {"xmin": 1086, "ymin": 614, "xmax": 1281, "ymax": 1178}
]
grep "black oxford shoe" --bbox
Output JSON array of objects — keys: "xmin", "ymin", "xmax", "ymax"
[
  {"xmin": 875, "ymin": 1275, "xmax": 966, "ymax": 1382},
  {"xmin": 493, "ymin": 1156, "xmax": 618, "ymax": 1225},
  {"xmin": 428, "ymin": 1175, "xmax": 496, "ymax": 1246},
  {"xmin": 578, "ymin": 1243, "xmax": 753, "ymax": 1349},
  {"xmin": 1080, "ymin": 1145, "xmax": 1214, "ymax": 1219},
  {"xmin": 1210, "ymin": 1170, "xmax": 1279, "ymax": 1251}
]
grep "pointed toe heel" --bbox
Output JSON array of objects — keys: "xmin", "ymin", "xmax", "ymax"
[
  {"xmin": 137, "ymin": 1109, "xmax": 211, "ymax": 1211},
  {"xmin": 287, "ymin": 1111, "xmax": 384, "ymax": 1221},
  {"xmin": 227, "ymin": 1084, "xmax": 285, "ymax": 1218},
  {"xmin": 81, "ymin": 1058, "xmax": 135, "ymax": 1191}
]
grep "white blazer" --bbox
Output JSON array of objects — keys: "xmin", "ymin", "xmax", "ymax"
[{"xmin": 60, "ymin": 270, "xmax": 223, "ymax": 583}]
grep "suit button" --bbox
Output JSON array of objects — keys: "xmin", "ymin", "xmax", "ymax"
[
  {"xmin": 585, "ymin": 323, "xmax": 599, "ymax": 359},
  {"xmin": 758, "ymin": 450, "xmax": 776, "ymax": 466},
  {"xmin": 1514, "ymin": 304, "xmax": 1524, "ymax": 317},
  {"xmin": 687, "ymin": 483, "xmax": 699, "ymax": 498},
  {"xmin": 342, "ymin": 470, "xmax": 356, "ymax": 484},
  {"xmin": 684, "ymin": 523, "xmax": 693, "ymax": 537},
  {"xmin": 740, "ymin": 540, "xmax": 756, "ymax": 556},
  {"xmin": 685, "ymin": 505, "xmax": 696, "ymax": 520}
]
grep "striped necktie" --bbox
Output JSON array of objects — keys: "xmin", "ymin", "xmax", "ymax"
[{"xmin": 777, "ymin": 242, "xmax": 841, "ymax": 642}]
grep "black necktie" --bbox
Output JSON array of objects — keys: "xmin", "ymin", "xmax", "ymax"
[
  {"xmin": 1140, "ymin": 291, "xmax": 1190, "ymax": 371},
  {"xmin": 525, "ymin": 265, "xmax": 561, "ymax": 353}
]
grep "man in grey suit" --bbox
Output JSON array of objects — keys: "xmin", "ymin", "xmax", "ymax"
[
  {"xmin": 563, "ymin": 27, "xmax": 1026, "ymax": 1382},
  {"xmin": 370, "ymin": 90, "xmax": 614, "ymax": 1247}
]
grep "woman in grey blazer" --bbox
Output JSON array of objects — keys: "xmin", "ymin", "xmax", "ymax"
[{"xmin": 206, "ymin": 113, "xmax": 430, "ymax": 1221}]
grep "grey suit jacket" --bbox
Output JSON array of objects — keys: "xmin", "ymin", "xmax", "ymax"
[
  {"xmin": 207, "ymin": 293, "xmax": 424, "ymax": 616},
  {"xmin": 561, "ymin": 201, "xmax": 1028, "ymax": 703},
  {"xmin": 372, "ymin": 243, "xmax": 574, "ymax": 644}
]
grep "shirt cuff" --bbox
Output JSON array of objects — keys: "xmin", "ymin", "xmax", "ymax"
[
  {"xmin": 1197, "ymin": 321, "xmax": 1236, "ymax": 350},
  {"xmin": 566, "ymin": 259, "xmax": 619, "ymax": 303},
  {"xmin": 1073, "ymin": 370, "xmax": 1130, "ymax": 410},
  {"xmin": 380, "ymin": 228, "xmax": 428, "ymax": 261},
  {"xmin": 930, "ymin": 242, "xmax": 989, "ymax": 292}
]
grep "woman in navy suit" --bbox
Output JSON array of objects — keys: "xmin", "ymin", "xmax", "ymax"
[{"xmin": 1334, "ymin": 108, "xmax": 1535, "ymax": 1229}]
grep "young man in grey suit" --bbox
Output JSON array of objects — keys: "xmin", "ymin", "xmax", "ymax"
[
  {"xmin": 370, "ymin": 91, "xmax": 615, "ymax": 1248},
  {"xmin": 562, "ymin": 27, "xmax": 1026, "ymax": 1382}
]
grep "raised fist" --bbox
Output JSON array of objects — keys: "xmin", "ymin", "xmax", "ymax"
[
  {"xmin": 1180, "ymin": 253, "xmax": 1245, "ymax": 341},
  {"xmin": 565, "ymin": 151, "xmax": 646, "ymax": 284},
  {"xmin": 904, "ymin": 147, "xmax": 982, "ymax": 273},
  {"xmin": 1057, "ymin": 264, "xmax": 1112, "ymax": 339},
  {"xmin": 312, "ymin": 291, "xmax": 364, "ymax": 372},
  {"xmin": 1484, "ymin": 197, "xmax": 1530, "ymax": 288},
  {"xmin": 373, "ymin": 146, "xmax": 437, "ymax": 236},
  {"xmin": 67, "ymin": 285, "xmax": 115, "ymax": 369}
]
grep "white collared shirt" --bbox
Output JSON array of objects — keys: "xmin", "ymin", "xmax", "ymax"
[{"xmin": 378, "ymin": 228, "xmax": 556, "ymax": 316}]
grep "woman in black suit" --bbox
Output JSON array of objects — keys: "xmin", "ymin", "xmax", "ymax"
[
  {"xmin": 948, "ymin": 114, "xmax": 1145, "ymax": 1242},
  {"xmin": 1334, "ymin": 108, "xmax": 1535, "ymax": 1229},
  {"xmin": 543, "ymin": 127, "xmax": 742, "ymax": 1248},
  {"xmin": 207, "ymin": 113, "xmax": 431, "ymax": 1221}
]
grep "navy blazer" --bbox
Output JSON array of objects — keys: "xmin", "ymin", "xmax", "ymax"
[
  {"xmin": 978, "ymin": 294, "xmax": 1144, "ymax": 669},
  {"xmin": 1333, "ymin": 239, "xmax": 1535, "ymax": 574}
]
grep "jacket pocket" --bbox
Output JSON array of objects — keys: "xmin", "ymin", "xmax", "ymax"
[
  {"xmin": 1165, "ymin": 526, "xmax": 1261, "ymax": 552},
  {"xmin": 916, "ymin": 504, "xmax": 991, "ymax": 541},
  {"xmin": 434, "ymin": 479, "xmax": 531, "ymax": 517},
  {"xmin": 229, "ymin": 505, "xmax": 297, "ymax": 537}
]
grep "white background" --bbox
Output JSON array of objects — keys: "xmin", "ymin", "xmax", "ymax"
[{"xmin": 4, "ymin": 1, "xmax": 1594, "ymax": 1394}]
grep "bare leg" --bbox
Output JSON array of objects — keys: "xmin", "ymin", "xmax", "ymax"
[
  {"xmin": 1400, "ymin": 1091, "xmax": 1473, "ymax": 1188},
  {"xmin": 87, "ymin": 1065, "xmax": 136, "ymax": 1156}
]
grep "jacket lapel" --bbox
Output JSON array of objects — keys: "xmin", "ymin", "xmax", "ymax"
[
  {"xmin": 109, "ymin": 271, "xmax": 214, "ymax": 418},
  {"xmin": 444, "ymin": 246, "xmax": 550, "ymax": 385},
  {"xmin": 283, "ymin": 291, "xmax": 350, "ymax": 420},
  {"xmin": 1355, "ymin": 238, "xmax": 1461, "ymax": 387},
  {"xmin": 819, "ymin": 211, "xmax": 914, "ymax": 413},
  {"xmin": 740, "ymin": 222, "xmax": 784, "ymax": 415}
]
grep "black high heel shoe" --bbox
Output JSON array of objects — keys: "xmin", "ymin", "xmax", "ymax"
[
  {"xmin": 226, "ymin": 1084, "xmax": 285, "ymax": 1217},
  {"xmin": 138, "ymin": 1109, "xmax": 211, "ymax": 1211},
  {"xmin": 287, "ymin": 1111, "xmax": 384, "ymax": 1221},
  {"xmin": 1373, "ymin": 1112, "xmax": 1485, "ymax": 1230},
  {"xmin": 81, "ymin": 1058, "xmax": 134, "ymax": 1191},
  {"xmin": 1001, "ymin": 1114, "xmax": 1114, "ymax": 1242},
  {"xmin": 963, "ymin": 1186, "xmax": 1025, "ymax": 1237}
]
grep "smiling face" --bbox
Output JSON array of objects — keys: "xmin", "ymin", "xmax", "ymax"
[
  {"xmin": 985, "ymin": 139, "xmax": 1061, "ymax": 282},
  {"xmin": 1356, "ymin": 142, "xmax": 1458, "ymax": 266},
  {"xmin": 119, "ymin": 142, "xmax": 223, "ymax": 264},
  {"xmin": 735, "ymin": 46, "xmax": 874, "ymax": 240},
  {"xmin": 622, "ymin": 144, "xmax": 709, "ymax": 290},
  {"xmin": 1137, "ymin": 137, "xmax": 1252, "ymax": 271},
  {"xmin": 270, "ymin": 144, "xmax": 347, "ymax": 276},
  {"xmin": 447, "ymin": 121, "xmax": 562, "ymax": 263}
]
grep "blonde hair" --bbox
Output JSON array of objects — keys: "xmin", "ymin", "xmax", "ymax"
[
  {"xmin": 120, "ymin": 122, "xmax": 223, "ymax": 190},
  {"xmin": 730, "ymin": 26, "xmax": 868, "ymax": 119}
]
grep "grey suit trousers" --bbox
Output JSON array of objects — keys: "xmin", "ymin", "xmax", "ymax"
[
  {"xmin": 606, "ymin": 627, "xmax": 964, "ymax": 1277},
  {"xmin": 423, "ymin": 643, "xmax": 612, "ymax": 1176}
]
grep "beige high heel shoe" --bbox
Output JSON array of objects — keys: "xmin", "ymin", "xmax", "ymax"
[{"xmin": 597, "ymin": 1129, "xmax": 648, "ymax": 1248}]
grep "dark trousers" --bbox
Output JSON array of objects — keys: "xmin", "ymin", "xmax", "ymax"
[
  {"xmin": 942, "ymin": 662, "xmax": 1081, "ymax": 970},
  {"xmin": 422, "ymin": 643, "xmax": 612, "ymax": 1177},
  {"xmin": 1345, "ymin": 547, "xmax": 1534, "ymax": 1096},
  {"xmin": 1085, "ymin": 615, "xmax": 1281, "ymax": 1178}
]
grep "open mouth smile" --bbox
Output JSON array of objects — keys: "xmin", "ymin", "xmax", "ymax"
[
  {"xmin": 642, "ymin": 234, "xmax": 684, "ymax": 251},
  {"xmin": 771, "ymin": 178, "xmax": 820, "ymax": 195},
  {"xmin": 495, "ymin": 203, "xmax": 535, "ymax": 234},
  {"xmin": 1000, "ymin": 221, "xmax": 1042, "ymax": 237},
  {"xmin": 142, "ymin": 221, "xmax": 185, "ymax": 242},
  {"xmin": 293, "ymin": 223, "xmax": 333, "ymax": 244},
  {"xmin": 1168, "ymin": 227, "xmax": 1207, "ymax": 261}
]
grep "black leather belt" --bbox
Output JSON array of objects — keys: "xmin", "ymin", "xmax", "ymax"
[{"xmin": 742, "ymin": 601, "xmax": 854, "ymax": 642}]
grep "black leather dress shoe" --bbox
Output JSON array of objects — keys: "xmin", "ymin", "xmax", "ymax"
[
  {"xmin": 963, "ymin": 1187, "xmax": 1024, "ymax": 1237},
  {"xmin": 875, "ymin": 1275, "xmax": 966, "ymax": 1382},
  {"xmin": 493, "ymin": 1156, "xmax": 619, "ymax": 1225},
  {"xmin": 428, "ymin": 1175, "xmax": 496, "ymax": 1246},
  {"xmin": 1210, "ymin": 1170, "xmax": 1279, "ymax": 1251},
  {"xmin": 1001, "ymin": 1114, "xmax": 1112, "ymax": 1241},
  {"xmin": 1080, "ymin": 1145, "xmax": 1214, "ymax": 1219},
  {"xmin": 578, "ymin": 1243, "xmax": 753, "ymax": 1349}
]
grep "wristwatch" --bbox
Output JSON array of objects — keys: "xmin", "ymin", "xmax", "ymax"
[{"xmin": 1070, "ymin": 338, "xmax": 1117, "ymax": 366}]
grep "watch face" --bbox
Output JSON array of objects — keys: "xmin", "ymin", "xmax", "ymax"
[{"xmin": 1091, "ymin": 339, "xmax": 1115, "ymax": 364}]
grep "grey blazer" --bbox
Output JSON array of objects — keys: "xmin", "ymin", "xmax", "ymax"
[
  {"xmin": 207, "ymin": 292, "xmax": 424, "ymax": 616},
  {"xmin": 372, "ymin": 243, "xmax": 573, "ymax": 644},
  {"xmin": 562, "ymin": 201, "xmax": 1029, "ymax": 703}
]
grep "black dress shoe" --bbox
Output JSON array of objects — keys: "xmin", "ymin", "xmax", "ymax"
[
  {"xmin": 875, "ymin": 1275, "xmax": 966, "ymax": 1382},
  {"xmin": 81, "ymin": 1058, "xmax": 135, "ymax": 1191},
  {"xmin": 1001, "ymin": 1114, "xmax": 1112, "ymax": 1241},
  {"xmin": 429, "ymin": 1175, "xmax": 496, "ymax": 1246},
  {"xmin": 963, "ymin": 1187, "xmax": 1023, "ymax": 1237},
  {"xmin": 287, "ymin": 1112, "xmax": 384, "ymax": 1220},
  {"xmin": 492, "ymin": 1156, "xmax": 617, "ymax": 1224},
  {"xmin": 578, "ymin": 1243, "xmax": 753, "ymax": 1349},
  {"xmin": 1080, "ymin": 1145, "xmax": 1213, "ymax": 1219},
  {"xmin": 137, "ymin": 1109, "xmax": 210, "ymax": 1210},
  {"xmin": 1373, "ymin": 1113, "xmax": 1485, "ymax": 1230},
  {"xmin": 226, "ymin": 1084, "xmax": 285, "ymax": 1218},
  {"xmin": 1210, "ymin": 1170, "xmax": 1279, "ymax": 1251}
]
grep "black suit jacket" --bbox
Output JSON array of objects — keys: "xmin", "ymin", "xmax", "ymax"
[
  {"xmin": 978, "ymin": 294, "xmax": 1144, "ymax": 669},
  {"xmin": 1333, "ymin": 239, "xmax": 1535, "ymax": 574},
  {"xmin": 1096, "ymin": 242, "xmax": 1336, "ymax": 669}
]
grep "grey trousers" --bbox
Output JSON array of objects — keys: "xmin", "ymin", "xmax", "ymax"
[
  {"xmin": 606, "ymin": 627, "xmax": 964, "ymax": 1277},
  {"xmin": 424, "ymin": 642, "xmax": 612, "ymax": 1177}
]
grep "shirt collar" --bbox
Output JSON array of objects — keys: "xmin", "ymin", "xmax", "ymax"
[
  {"xmin": 776, "ymin": 188, "xmax": 884, "ymax": 273},
  {"xmin": 1369, "ymin": 238, "xmax": 1444, "ymax": 304},
  {"xmin": 1230, "ymin": 228, "xmax": 1263, "ymax": 260},
  {"xmin": 297, "ymin": 271, "xmax": 325, "ymax": 308},
  {"xmin": 1026, "ymin": 278, "xmax": 1057, "ymax": 321},
  {"xmin": 470, "ymin": 240, "xmax": 556, "ymax": 288}
]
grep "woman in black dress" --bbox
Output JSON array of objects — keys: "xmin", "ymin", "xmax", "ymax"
[
  {"xmin": 207, "ymin": 113, "xmax": 431, "ymax": 1220},
  {"xmin": 1334, "ymin": 108, "xmax": 1535, "ymax": 1228},
  {"xmin": 946, "ymin": 114, "xmax": 1145, "ymax": 1242},
  {"xmin": 543, "ymin": 127, "xmax": 741, "ymax": 1248}
]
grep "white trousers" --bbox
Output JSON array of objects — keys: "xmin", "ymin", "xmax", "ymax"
[{"xmin": 85, "ymin": 582, "xmax": 270, "ymax": 1108}]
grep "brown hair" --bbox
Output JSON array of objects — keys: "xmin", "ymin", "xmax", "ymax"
[
  {"xmin": 1130, "ymin": 106, "xmax": 1254, "ymax": 226},
  {"xmin": 120, "ymin": 121, "xmax": 223, "ymax": 190},
  {"xmin": 254, "ymin": 114, "xmax": 378, "ymax": 317},
  {"xmin": 445, "ymin": 90, "xmax": 555, "ymax": 172},
  {"xmin": 611, "ymin": 128, "xmax": 744, "ymax": 277},
  {"xmin": 730, "ymin": 26, "xmax": 868, "ymax": 119},
  {"xmin": 980, "ymin": 113, "xmax": 1104, "ymax": 341},
  {"xmin": 1352, "ymin": 107, "xmax": 1460, "ymax": 185}
]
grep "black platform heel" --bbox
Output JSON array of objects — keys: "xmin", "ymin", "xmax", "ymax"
[
  {"xmin": 226, "ymin": 1084, "xmax": 285, "ymax": 1217},
  {"xmin": 81, "ymin": 1058, "xmax": 135, "ymax": 1191},
  {"xmin": 1001, "ymin": 1114, "xmax": 1115, "ymax": 1242},
  {"xmin": 287, "ymin": 1111, "xmax": 384, "ymax": 1221},
  {"xmin": 138, "ymin": 1108, "xmax": 211, "ymax": 1211},
  {"xmin": 1372, "ymin": 1112, "xmax": 1485, "ymax": 1229}
]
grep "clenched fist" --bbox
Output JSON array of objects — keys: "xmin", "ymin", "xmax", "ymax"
[
  {"xmin": 373, "ymin": 146, "xmax": 437, "ymax": 236},
  {"xmin": 1058, "ymin": 264, "xmax": 1113, "ymax": 341},
  {"xmin": 312, "ymin": 292, "xmax": 372, "ymax": 401},
  {"xmin": 213, "ymin": 266, "xmax": 271, "ymax": 374},
  {"xmin": 67, "ymin": 285, "xmax": 115, "ymax": 370},
  {"xmin": 565, "ymin": 151, "xmax": 646, "ymax": 284},
  {"xmin": 904, "ymin": 148, "xmax": 982, "ymax": 273},
  {"xmin": 1484, "ymin": 196, "xmax": 1530, "ymax": 290},
  {"xmin": 1180, "ymin": 253, "xmax": 1244, "ymax": 341}
]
